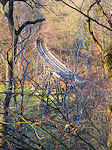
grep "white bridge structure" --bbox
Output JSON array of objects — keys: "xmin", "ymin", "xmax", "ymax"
[{"xmin": 36, "ymin": 38, "xmax": 85, "ymax": 86}]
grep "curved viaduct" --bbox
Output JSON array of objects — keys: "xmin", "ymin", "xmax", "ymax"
[{"xmin": 36, "ymin": 38, "xmax": 85, "ymax": 86}]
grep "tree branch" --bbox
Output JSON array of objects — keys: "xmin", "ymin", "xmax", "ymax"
[
  {"xmin": 16, "ymin": 18, "xmax": 45, "ymax": 36},
  {"xmin": 86, "ymin": 3, "xmax": 112, "ymax": 80},
  {"xmin": 86, "ymin": 2, "xmax": 103, "ymax": 53},
  {"xmin": 0, "ymin": 50, "xmax": 7, "ymax": 64},
  {"xmin": 0, "ymin": 2, "xmax": 8, "ymax": 17},
  {"xmin": 8, "ymin": 0, "xmax": 14, "ymax": 34},
  {"xmin": 56, "ymin": 0, "xmax": 112, "ymax": 31},
  {"xmin": 0, "ymin": 0, "xmax": 27, "ymax": 7},
  {"xmin": 95, "ymin": 0, "xmax": 112, "ymax": 28}
]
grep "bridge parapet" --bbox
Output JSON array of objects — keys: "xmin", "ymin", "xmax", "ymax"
[{"xmin": 36, "ymin": 38, "xmax": 86, "ymax": 87}]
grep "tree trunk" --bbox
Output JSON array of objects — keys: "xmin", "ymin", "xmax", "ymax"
[
  {"xmin": 0, "ymin": 52, "xmax": 13, "ymax": 148},
  {"xmin": 103, "ymin": 43, "xmax": 112, "ymax": 81},
  {"xmin": 0, "ymin": 0, "xmax": 14, "ymax": 147},
  {"xmin": 104, "ymin": 43, "xmax": 112, "ymax": 150}
]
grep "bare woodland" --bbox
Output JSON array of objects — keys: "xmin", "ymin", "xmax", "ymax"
[{"xmin": 0, "ymin": 0, "xmax": 112, "ymax": 150}]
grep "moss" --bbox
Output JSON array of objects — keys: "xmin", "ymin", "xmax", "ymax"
[
  {"xmin": 106, "ymin": 103, "xmax": 112, "ymax": 120},
  {"xmin": 104, "ymin": 42, "xmax": 112, "ymax": 54},
  {"xmin": 103, "ymin": 43, "xmax": 112, "ymax": 79},
  {"xmin": 7, "ymin": 51, "xmax": 13, "ymax": 63}
]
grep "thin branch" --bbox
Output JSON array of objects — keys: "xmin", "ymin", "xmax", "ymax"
[
  {"xmin": 0, "ymin": 50, "xmax": 7, "ymax": 64},
  {"xmin": 95, "ymin": 0, "xmax": 112, "ymax": 28},
  {"xmin": 0, "ymin": 2, "xmax": 8, "ymax": 17},
  {"xmin": 69, "ymin": 0, "xmax": 80, "ymax": 10}
]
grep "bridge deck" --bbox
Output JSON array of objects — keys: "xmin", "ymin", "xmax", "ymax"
[
  {"xmin": 36, "ymin": 39, "xmax": 73, "ymax": 79},
  {"xmin": 36, "ymin": 38, "xmax": 84, "ymax": 85}
]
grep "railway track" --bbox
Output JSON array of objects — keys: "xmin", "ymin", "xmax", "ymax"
[{"xmin": 36, "ymin": 38, "xmax": 85, "ymax": 85}]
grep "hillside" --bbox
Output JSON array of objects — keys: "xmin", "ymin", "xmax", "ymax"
[{"xmin": 0, "ymin": 0, "xmax": 112, "ymax": 149}]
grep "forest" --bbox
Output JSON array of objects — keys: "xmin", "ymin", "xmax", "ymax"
[{"xmin": 0, "ymin": 0, "xmax": 112, "ymax": 149}]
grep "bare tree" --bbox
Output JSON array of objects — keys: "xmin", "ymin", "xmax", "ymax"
[
  {"xmin": 0, "ymin": 0, "xmax": 111, "ymax": 149},
  {"xmin": 54, "ymin": 0, "xmax": 112, "ymax": 149},
  {"xmin": 0, "ymin": 0, "xmax": 45, "ymax": 148}
]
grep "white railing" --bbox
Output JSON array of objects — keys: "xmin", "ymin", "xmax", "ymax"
[
  {"xmin": 36, "ymin": 38, "xmax": 73, "ymax": 78},
  {"xmin": 36, "ymin": 38, "xmax": 85, "ymax": 85}
]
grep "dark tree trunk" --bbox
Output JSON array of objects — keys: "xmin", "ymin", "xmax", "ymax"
[{"xmin": 1, "ymin": 0, "xmax": 15, "ymax": 148}]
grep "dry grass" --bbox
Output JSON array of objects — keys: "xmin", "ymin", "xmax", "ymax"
[{"xmin": 38, "ymin": 0, "xmax": 84, "ymax": 50}]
